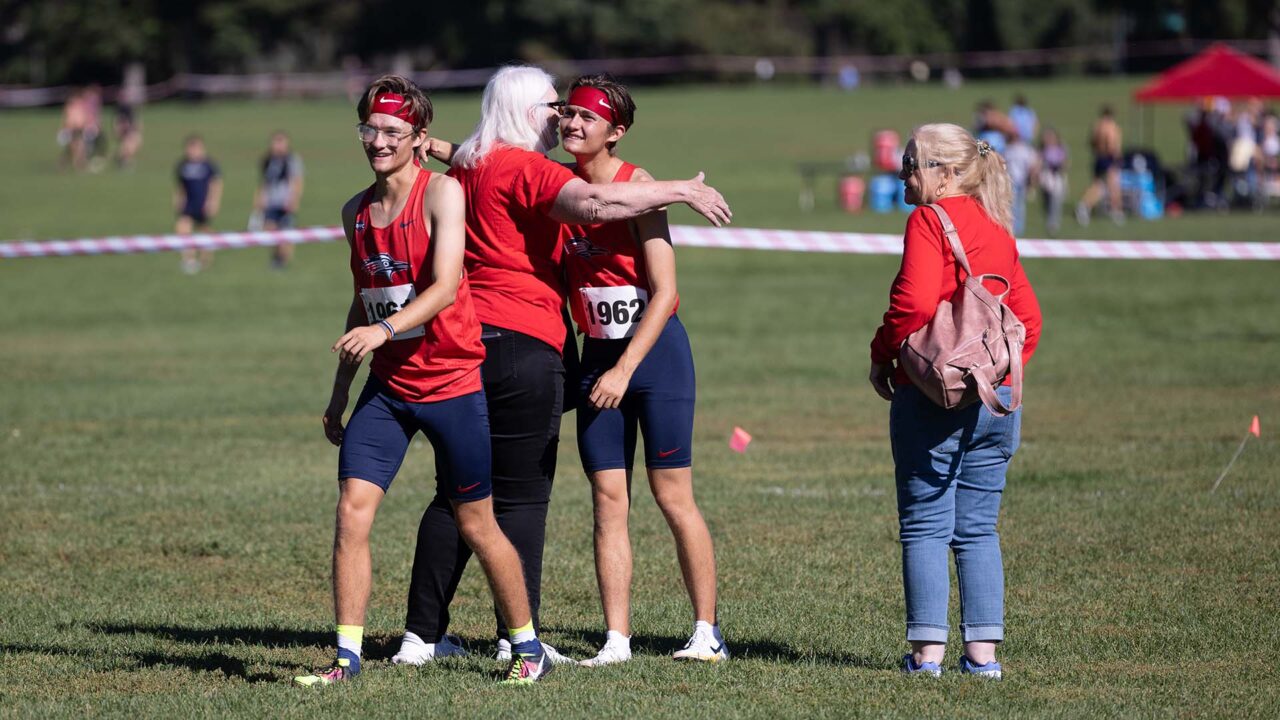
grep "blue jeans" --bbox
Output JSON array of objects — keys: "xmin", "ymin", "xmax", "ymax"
[{"xmin": 889, "ymin": 382, "xmax": 1021, "ymax": 643}]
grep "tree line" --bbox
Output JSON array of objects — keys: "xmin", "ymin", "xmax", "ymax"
[{"xmin": 2, "ymin": 0, "xmax": 1276, "ymax": 86}]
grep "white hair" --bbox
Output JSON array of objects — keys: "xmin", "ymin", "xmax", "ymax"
[{"xmin": 453, "ymin": 65, "xmax": 557, "ymax": 169}]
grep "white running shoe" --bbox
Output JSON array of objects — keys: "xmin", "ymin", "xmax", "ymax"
[
  {"xmin": 579, "ymin": 641, "xmax": 632, "ymax": 667},
  {"xmin": 672, "ymin": 624, "xmax": 729, "ymax": 663},
  {"xmin": 391, "ymin": 632, "xmax": 467, "ymax": 665},
  {"xmin": 495, "ymin": 638, "xmax": 575, "ymax": 665}
]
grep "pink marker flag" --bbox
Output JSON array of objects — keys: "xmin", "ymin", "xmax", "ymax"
[
  {"xmin": 729, "ymin": 427, "xmax": 752, "ymax": 453},
  {"xmin": 1211, "ymin": 415, "xmax": 1261, "ymax": 493}
]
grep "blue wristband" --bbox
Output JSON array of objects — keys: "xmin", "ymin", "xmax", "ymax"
[{"xmin": 378, "ymin": 319, "xmax": 395, "ymax": 340}]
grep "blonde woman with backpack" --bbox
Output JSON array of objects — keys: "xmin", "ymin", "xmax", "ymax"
[{"xmin": 868, "ymin": 123, "xmax": 1042, "ymax": 679}]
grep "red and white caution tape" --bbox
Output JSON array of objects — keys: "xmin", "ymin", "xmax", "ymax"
[
  {"xmin": 0, "ymin": 227, "xmax": 343, "ymax": 259},
  {"xmin": 2, "ymin": 225, "xmax": 1279, "ymax": 261},
  {"xmin": 669, "ymin": 226, "xmax": 1280, "ymax": 261}
]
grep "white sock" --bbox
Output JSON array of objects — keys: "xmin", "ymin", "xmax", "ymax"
[
  {"xmin": 400, "ymin": 631, "xmax": 427, "ymax": 648},
  {"xmin": 694, "ymin": 620, "xmax": 715, "ymax": 636},
  {"xmin": 605, "ymin": 630, "xmax": 631, "ymax": 649}
]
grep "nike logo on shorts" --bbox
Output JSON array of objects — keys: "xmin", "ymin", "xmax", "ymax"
[
  {"xmin": 456, "ymin": 481, "xmax": 482, "ymax": 493},
  {"xmin": 657, "ymin": 448, "xmax": 681, "ymax": 458}
]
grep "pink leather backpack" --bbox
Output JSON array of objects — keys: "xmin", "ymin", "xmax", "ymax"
[{"xmin": 899, "ymin": 204, "xmax": 1025, "ymax": 416}]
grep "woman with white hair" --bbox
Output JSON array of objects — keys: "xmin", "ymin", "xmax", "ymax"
[
  {"xmin": 869, "ymin": 123, "xmax": 1041, "ymax": 679},
  {"xmin": 393, "ymin": 66, "xmax": 731, "ymax": 677}
]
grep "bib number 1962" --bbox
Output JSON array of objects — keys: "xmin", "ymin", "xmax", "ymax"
[
  {"xmin": 360, "ymin": 284, "xmax": 425, "ymax": 340},
  {"xmin": 580, "ymin": 285, "xmax": 648, "ymax": 340}
]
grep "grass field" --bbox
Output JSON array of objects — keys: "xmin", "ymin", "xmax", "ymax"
[{"xmin": 2, "ymin": 78, "xmax": 1279, "ymax": 718}]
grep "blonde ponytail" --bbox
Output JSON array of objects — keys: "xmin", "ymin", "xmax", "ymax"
[{"xmin": 912, "ymin": 123, "xmax": 1016, "ymax": 236}]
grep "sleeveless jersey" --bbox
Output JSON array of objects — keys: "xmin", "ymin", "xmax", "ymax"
[
  {"xmin": 562, "ymin": 162, "xmax": 679, "ymax": 340},
  {"xmin": 349, "ymin": 169, "xmax": 484, "ymax": 403}
]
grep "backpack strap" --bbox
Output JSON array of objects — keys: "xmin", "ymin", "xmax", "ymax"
[
  {"xmin": 924, "ymin": 203, "xmax": 973, "ymax": 279},
  {"xmin": 971, "ymin": 316, "xmax": 1024, "ymax": 417},
  {"xmin": 973, "ymin": 352, "xmax": 1022, "ymax": 416}
]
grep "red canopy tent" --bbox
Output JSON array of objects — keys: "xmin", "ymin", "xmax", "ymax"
[{"xmin": 1134, "ymin": 44, "xmax": 1280, "ymax": 102}]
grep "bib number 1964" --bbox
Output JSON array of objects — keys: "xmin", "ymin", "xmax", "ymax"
[
  {"xmin": 580, "ymin": 285, "xmax": 648, "ymax": 340},
  {"xmin": 360, "ymin": 284, "xmax": 425, "ymax": 340}
]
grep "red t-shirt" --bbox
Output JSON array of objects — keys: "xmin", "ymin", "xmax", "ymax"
[
  {"xmin": 562, "ymin": 161, "xmax": 680, "ymax": 336},
  {"xmin": 349, "ymin": 169, "xmax": 485, "ymax": 402},
  {"xmin": 447, "ymin": 145, "xmax": 576, "ymax": 351},
  {"xmin": 870, "ymin": 195, "xmax": 1042, "ymax": 387}
]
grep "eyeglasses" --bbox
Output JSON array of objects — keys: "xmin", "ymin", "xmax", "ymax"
[
  {"xmin": 356, "ymin": 123, "xmax": 415, "ymax": 144},
  {"xmin": 537, "ymin": 101, "xmax": 566, "ymax": 114},
  {"xmin": 901, "ymin": 153, "xmax": 942, "ymax": 174}
]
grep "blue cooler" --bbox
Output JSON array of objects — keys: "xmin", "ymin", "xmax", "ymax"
[{"xmin": 868, "ymin": 174, "xmax": 898, "ymax": 213}]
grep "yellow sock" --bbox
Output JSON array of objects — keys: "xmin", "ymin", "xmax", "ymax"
[
  {"xmin": 337, "ymin": 624, "xmax": 364, "ymax": 656},
  {"xmin": 509, "ymin": 620, "xmax": 536, "ymax": 645}
]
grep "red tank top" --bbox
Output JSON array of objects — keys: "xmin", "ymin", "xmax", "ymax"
[
  {"xmin": 563, "ymin": 161, "xmax": 679, "ymax": 339},
  {"xmin": 349, "ymin": 169, "xmax": 484, "ymax": 402}
]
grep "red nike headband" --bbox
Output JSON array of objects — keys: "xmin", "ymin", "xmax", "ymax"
[
  {"xmin": 369, "ymin": 92, "xmax": 420, "ymax": 126},
  {"xmin": 567, "ymin": 86, "xmax": 617, "ymax": 124}
]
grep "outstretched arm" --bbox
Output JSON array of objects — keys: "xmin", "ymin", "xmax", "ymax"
[{"xmin": 550, "ymin": 171, "xmax": 732, "ymax": 227}]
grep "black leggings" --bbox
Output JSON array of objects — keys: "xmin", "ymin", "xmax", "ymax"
[{"xmin": 405, "ymin": 325, "xmax": 564, "ymax": 640}]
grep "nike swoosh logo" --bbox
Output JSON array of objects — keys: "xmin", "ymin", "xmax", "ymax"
[
  {"xmin": 379, "ymin": 98, "xmax": 399, "ymax": 104},
  {"xmin": 657, "ymin": 448, "xmax": 681, "ymax": 458},
  {"xmin": 710, "ymin": 643, "xmax": 725, "ymax": 654},
  {"xmin": 456, "ymin": 482, "xmax": 482, "ymax": 493}
]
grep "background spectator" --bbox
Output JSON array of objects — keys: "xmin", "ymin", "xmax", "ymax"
[
  {"xmin": 174, "ymin": 135, "xmax": 222, "ymax": 274},
  {"xmin": 1038, "ymin": 127, "xmax": 1069, "ymax": 235},
  {"xmin": 254, "ymin": 131, "xmax": 305, "ymax": 269}
]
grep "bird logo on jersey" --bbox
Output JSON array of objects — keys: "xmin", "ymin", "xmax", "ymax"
[
  {"xmin": 362, "ymin": 253, "xmax": 410, "ymax": 281},
  {"xmin": 565, "ymin": 235, "xmax": 609, "ymax": 259}
]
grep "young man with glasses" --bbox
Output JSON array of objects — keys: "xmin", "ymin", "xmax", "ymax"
[{"xmin": 294, "ymin": 74, "xmax": 553, "ymax": 687}]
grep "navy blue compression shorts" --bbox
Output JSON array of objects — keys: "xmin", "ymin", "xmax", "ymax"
[
  {"xmin": 576, "ymin": 314, "xmax": 695, "ymax": 473},
  {"xmin": 338, "ymin": 375, "xmax": 492, "ymax": 502}
]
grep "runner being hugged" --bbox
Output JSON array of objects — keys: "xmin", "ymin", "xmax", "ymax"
[
  {"xmin": 397, "ymin": 65, "xmax": 731, "ymax": 668},
  {"xmin": 295, "ymin": 74, "xmax": 552, "ymax": 687},
  {"xmin": 556, "ymin": 74, "xmax": 725, "ymax": 666}
]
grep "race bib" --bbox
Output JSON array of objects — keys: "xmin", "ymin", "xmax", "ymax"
[
  {"xmin": 580, "ymin": 285, "xmax": 649, "ymax": 340},
  {"xmin": 360, "ymin": 284, "xmax": 425, "ymax": 340}
]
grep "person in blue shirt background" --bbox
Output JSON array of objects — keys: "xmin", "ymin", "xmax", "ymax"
[
  {"xmin": 174, "ymin": 134, "xmax": 222, "ymax": 274},
  {"xmin": 1009, "ymin": 94, "xmax": 1039, "ymax": 144}
]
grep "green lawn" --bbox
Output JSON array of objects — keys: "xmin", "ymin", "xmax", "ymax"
[
  {"xmin": 1, "ymin": 79, "xmax": 1278, "ymax": 718},
  {"xmin": 1, "ymin": 77, "xmax": 1278, "ymax": 242}
]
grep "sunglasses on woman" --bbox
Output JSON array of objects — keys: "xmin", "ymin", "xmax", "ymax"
[{"xmin": 901, "ymin": 154, "xmax": 942, "ymax": 174}]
